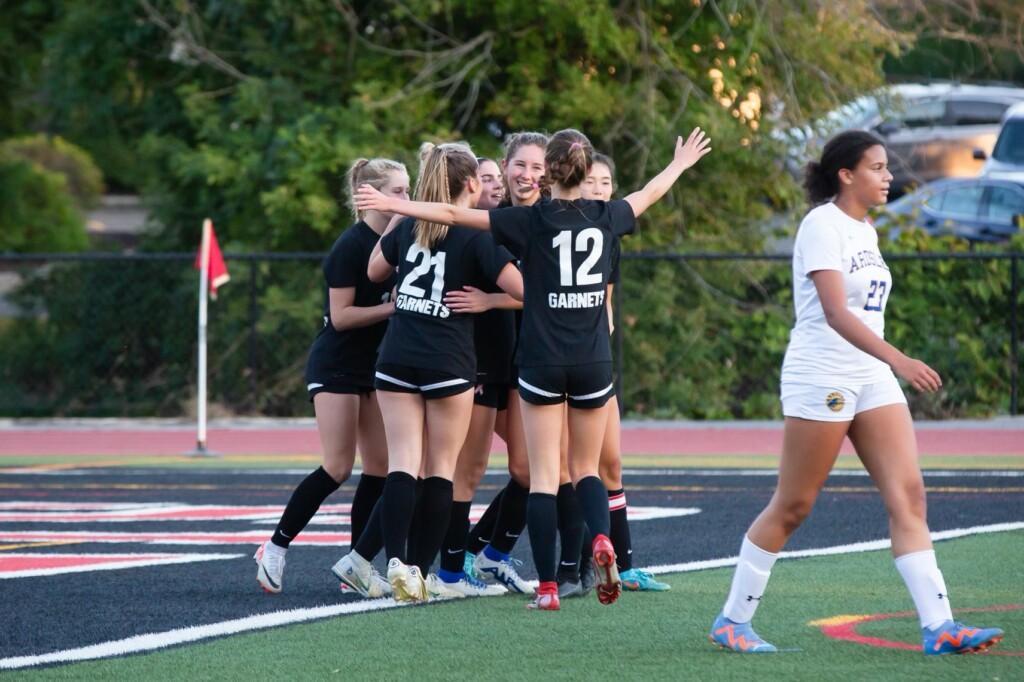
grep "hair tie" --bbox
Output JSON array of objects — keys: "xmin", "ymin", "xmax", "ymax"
[{"xmin": 570, "ymin": 142, "xmax": 582, "ymax": 149}]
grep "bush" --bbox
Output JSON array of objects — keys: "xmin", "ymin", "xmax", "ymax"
[
  {"xmin": 0, "ymin": 155, "xmax": 88, "ymax": 253},
  {"xmin": 0, "ymin": 135, "xmax": 105, "ymax": 209}
]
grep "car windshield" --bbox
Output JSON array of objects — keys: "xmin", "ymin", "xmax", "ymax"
[{"xmin": 992, "ymin": 120, "xmax": 1024, "ymax": 163}]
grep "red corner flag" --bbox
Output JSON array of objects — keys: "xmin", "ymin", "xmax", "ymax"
[{"xmin": 195, "ymin": 219, "xmax": 230, "ymax": 299}]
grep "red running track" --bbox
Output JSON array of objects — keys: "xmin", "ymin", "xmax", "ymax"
[{"xmin": 0, "ymin": 422, "xmax": 1020, "ymax": 456}]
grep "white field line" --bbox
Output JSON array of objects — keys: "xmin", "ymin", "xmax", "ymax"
[
  {"xmin": 0, "ymin": 553, "xmax": 241, "ymax": 579},
  {"xmin": 2, "ymin": 521, "xmax": 1022, "ymax": 670}
]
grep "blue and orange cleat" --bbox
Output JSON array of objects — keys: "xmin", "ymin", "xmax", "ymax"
[
  {"xmin": 710, "ymin": 613, "xmax": 778, "ymax": 653},
  {"xmin": 922, "ymin": 621, "xmax": 1003, "ymax": 655},
  {"xmin": 620, "ymin": 568, "xmax": 671, "ymax": 591}
]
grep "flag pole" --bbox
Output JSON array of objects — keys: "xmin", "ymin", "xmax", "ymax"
[{"xmin": 186, "ymin": 218, "xmax": 221, "ymax": 458}]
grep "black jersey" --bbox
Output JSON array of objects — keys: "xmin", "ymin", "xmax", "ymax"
[
  {"xmin": 473, "ymin": 292, "xmax": 516, "ymax": 383},
  {"xmin": 489, "ymin": 198, "xmax": 635, "ymax": 368},
  {"xmin": 377, "ymin": 218, "xmax": 516, "ymax": 380},
  {"xmin": 305, "ymin": 221, "xmax": 396, "ymax": 381}
]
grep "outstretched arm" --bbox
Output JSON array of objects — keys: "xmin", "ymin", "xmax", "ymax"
[
  {"xmin": 624, "ymin": 127, "xmax": 711, "ymax": 217},
  {"xmin": 354, "ymin": 185, "xmax": 492, "ymax": 230}
]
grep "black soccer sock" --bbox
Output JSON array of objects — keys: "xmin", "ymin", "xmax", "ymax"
[
  {"xmin": 575, "ymin": 475, "xmax": 611, "ymax": 539},
  {"xmin": 556, "ymin": 482, "xmax": 584, "ymax": 581},
  {"xmin": 352, "ymin": 497, "xmax": 384, "ymax": 561},
  {"xmin": 527, "ymin": 492, "xmax": 559, "ymax": 583},
  {"xmin": 466, "ymin": 487, "xmax": 504, "ymax": 555},
  {"xmin": 440, "ymin": 500, "xmax": 472, "ymax": 574},
  {"xmin": 489, "ymin": 478, "xmax": 529, "ymax": 555},
  {"xmin": 405, "ymin": 478, "xmax": 426, "ymax": 565},
  {"xmin": 350, "ymin": 473, "xmax": 386, "ymax": 547},
  {"xmin": 608, "ymin": 488, "xmax": 634, "ymax": 571},
  {"xmin": 408, "ymin": 477, "xmax": 454, "ymax": 574},
  {"xmin": 271, "ymin": 466, "xmax": 340, "ymax": 549},
  {"xmin": 380, "ymin": 471, "xmax": 417, "ymax": 563}
]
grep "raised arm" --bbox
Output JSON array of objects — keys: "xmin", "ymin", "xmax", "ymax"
[
  {"xmin": 354, "ymin": 185, "xmax": 492, "ymax": 230},
  {"xmin": 624, "ymin": 127, "xmax": 711, "ymax": 217}
]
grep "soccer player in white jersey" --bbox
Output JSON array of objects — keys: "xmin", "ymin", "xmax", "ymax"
[
  {"xmin": 710, "ymin": 130, "xmax": 1004, "ymax": 655},
  {"xmin": 353, "ymin": 126, "xmax": 711, "ymax": 610}
]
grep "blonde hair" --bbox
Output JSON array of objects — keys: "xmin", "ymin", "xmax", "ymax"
[
  {"xmin": 500, "ymin": 131, "xmax": 549, "ymax": 205},
  {"xmin": 345, "ymin": 157, "xmax": 407, "ymax": 221},
  {"xmin": 413, "ymin": 142, "xmax": 478, "ymax": 249}
]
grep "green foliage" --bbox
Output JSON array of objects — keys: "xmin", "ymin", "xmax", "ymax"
[
  {"xmin": 0, "ymin": 134, "xmax": 105, "ymax": 208},
  {"xmin": 0, "ymin": 155, "xmax": 87, "ymax": 253}
]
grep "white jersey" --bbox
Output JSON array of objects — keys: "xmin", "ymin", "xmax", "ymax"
[{"xmin": 781, "ymin": 202, "xmax": 893, "ymax": 385}]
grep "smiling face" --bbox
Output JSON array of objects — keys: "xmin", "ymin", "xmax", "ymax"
[
  {"xmin": 502, "ymin": 144, "xmax": 546, "ymax": 206},
  {"xmin": 839, "ymin": 144, "xmax": 893, "ymax": 210},
  {"xmin": 580, "ymin": 161, "xmax": 614, "ymax": 200},
  {"xmin": 476, "ymin": 159, "xmax": 504, "ymax": 209}
]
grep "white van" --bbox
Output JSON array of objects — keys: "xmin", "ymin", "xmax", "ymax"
[{"xmin": 979, "ymin": 102, "xmax": 1024, "ymax": 179}]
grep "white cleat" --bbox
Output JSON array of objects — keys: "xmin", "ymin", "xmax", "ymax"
[
  {"xmin": 332, "ymin": 551, "xmax": 388, "ymax": 598},
  {"xmin": 441, "ymin": 572, "xmax": 507, "ymax": 597},
  {"xmin": 425, "ymin": 573, "xmax": 467, "ymax": 600},
  {"xmin": 255, "ymin": 541, "xmax": 286, "ymax": 594},
  {"xmin": 473, "ymin": 552, "xmax": 535, "ymax": 594}
]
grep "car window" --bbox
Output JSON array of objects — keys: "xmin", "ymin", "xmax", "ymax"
[
  {"xmin": 898, "ymin": 99, "xmax": 944, "ymax": 128},
  {"xmin": 948, "ymin": 100, "xmax": 1009, "ymax": 125},
  {"xmin": 985, "ymin": 186, "xmax": 1024, "ymax": 222},
  {"xmin": 937, "ymin": 185, "xmax": 985, "ymax": 217},
  {"xmin": 992, "ymin": 120, "xmax": 1024, "ymax": 163}
]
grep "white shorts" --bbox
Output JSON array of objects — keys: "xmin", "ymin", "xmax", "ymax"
[{"xmin": 780, "ymin": 372, "xmax": 907, "ymax": 422}]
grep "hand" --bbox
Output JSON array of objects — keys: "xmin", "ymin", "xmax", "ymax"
[
  {"xmin": 892, "ymin": 355, "xmax": 942, "ymax": 393},
  {"xmin": 443, "ymin": 286, "xmax": 493, "ymax": 313},
  {"xmin": 674, "ymin": 127, "xmax": 712, "ymax": 171},
  {"xmin": 354, "ymin": 184, "xmax": 390, "ymax": 213}
]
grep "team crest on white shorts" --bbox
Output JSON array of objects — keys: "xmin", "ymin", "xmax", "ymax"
[{"xmin": 825, "ymin": 391, "xmax": 845, "ymax": 412}]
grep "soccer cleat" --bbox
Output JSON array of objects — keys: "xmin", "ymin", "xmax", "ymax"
[
  {"xmin": 425, "ymin": 573, "xmax": 467, "ymax": 600},
  {"xmin": 579, "ymin": 561, "xmax": 596, "ymax": 596},
  {"xmin": 590, "ymin": 534, "xmax": 621, "ymax": 605},
  {"xmin": 331, "ymin": 552, "xmax": 389, "ymax": 598},
  {"xmin": 710, "ymin": 613, "xmax": 778, "ymax": 653},
  {"xmin": 387, "ymin": 558, "xmax": 427, "ymax": 602},
  {"xmin": 620, "ymin": 568, "xmax": 671, "ymax": 592},
  {"xmin": 922, "ymin": 620, "xmax": 1004, "ymax": 655},
  {"xmin": 473, "ymin": 552, "xmax": 535, "ymax": 594},
  {"xmin": 254, "ymin": 541, "xmax": 285, "ymax": 594},
  {"xmin": 441, "ymin": 572, "xmax": 507, "ymax": 597},
  {"xmin": 557, "ymin": 576, "xmax": 584, "ymax": 599},
  {"xmin": 526, "ymin": 581, "xmax": 560, "ymax": 611}
]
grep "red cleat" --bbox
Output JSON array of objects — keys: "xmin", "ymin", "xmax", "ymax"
[{"xmin": 591, "ymin": 534, "xmax": 621, "ymax": 605}]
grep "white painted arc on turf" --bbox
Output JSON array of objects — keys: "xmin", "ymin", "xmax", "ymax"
[
  {"xmin": 1, "ymin": 522, "xmax": 1020, "ymax": 671},
  {"xmin": 0, "ymin": 598, "xmax": 406, "ymax": 670},
  {"xmin": 642, "ymin": 521, "xmax": 1024, "ymax": 575}
]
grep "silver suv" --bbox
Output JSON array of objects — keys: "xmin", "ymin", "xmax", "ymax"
[
  {"xmin": 979, "ymin": 102, "xmax": 1024, "ymax": 180},
  {"xmin": 786, "ymin": 83, "xmax": 1024, "ymax": 194}
]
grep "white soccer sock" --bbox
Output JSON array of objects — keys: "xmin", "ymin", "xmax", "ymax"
[
  {"xmin": 894, "ymin": 549, "xmax": 953, "ymax": 630},
  {"xmin": 722, "ymin": 535, "xmax": 779, "ymax": 624}
]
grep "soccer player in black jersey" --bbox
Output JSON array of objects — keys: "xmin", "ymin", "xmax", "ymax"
[
  {"xmin": 354, "ymin": 126, "xmax": 711, "ymax": 610},
  {"xmin": 254, "ymin": 157, "xmax": 408, "ymax": 595},
  {"xmin": 333, "ymin": 142, "xmax": 523, "ymax": 602}
]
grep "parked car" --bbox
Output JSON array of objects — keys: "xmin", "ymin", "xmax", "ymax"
[
  {"xmin": 781, "ymin": 83, "xmax": 1024, "ymax": 194},
  {"xmin": 977, "ymin": 101, "xmax": 1024, "ymax": 178},
  {"xmin": 874, "ymin": 176, "xmax": 1024, "ymax": 243}
]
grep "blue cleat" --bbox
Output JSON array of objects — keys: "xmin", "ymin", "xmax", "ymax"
[
  {"xmin": 710, "ymin": 613, "xmax": 778, "ymax": 653},
  {"xmin": 922, "ymin": 620, "xmax": 1004, "ymax": 655},
  {"xmin": 620, "ymin": 568, "xmax": 671, "ymax": 591}
]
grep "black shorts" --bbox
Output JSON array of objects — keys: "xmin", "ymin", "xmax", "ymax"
[
  {"xmin": 307, "ymin": 374, "xmax": 375, "ymax": 401},
  {"xmin": 473, "ymin": 382, "xmax": 510, "ymax": 410},
  {"xmin": 517, "ymin": 362, "xmax": 615, "ymax": 409},
  {"xmin": 375, "ymin": 364, "xmax": 474, "ymax": 400}
]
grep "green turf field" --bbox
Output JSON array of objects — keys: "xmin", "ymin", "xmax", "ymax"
[{"xmin": 8, "ymin": 530, "xmax": 1020, "ymax": 681}]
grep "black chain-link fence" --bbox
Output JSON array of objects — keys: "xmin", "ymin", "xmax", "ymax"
[{"xmin": 0, "ymin": 251, "xmax": 1019, "ymax": 419}]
